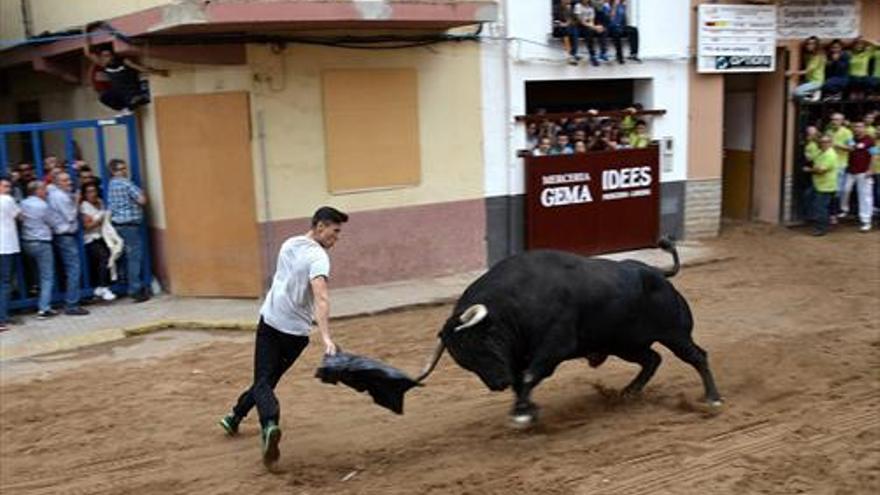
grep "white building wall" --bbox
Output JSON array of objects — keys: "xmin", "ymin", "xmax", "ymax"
[{"xmin": 481, "ymin": 0, "xmax": 694, "ymax": 198}]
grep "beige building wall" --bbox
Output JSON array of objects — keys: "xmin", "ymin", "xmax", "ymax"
[
  {"xmin": 24, "ymin": 0, "xmax": 171, "ymax": 34},
  {"xmin": 247, "ymin": 42, "xmax": 485, "ymax": 223},
  {"xmin": 0, "ymin": 0, "xmax": 25, "ymax": 41}
]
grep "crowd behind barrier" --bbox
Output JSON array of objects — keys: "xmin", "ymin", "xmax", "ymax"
[{"xmin": 1, "ymin": 154, "xmax": 151, "ymax": 331}]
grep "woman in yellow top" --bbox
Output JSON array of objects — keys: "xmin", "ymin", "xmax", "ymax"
[
  {"xmin": 788, "ymin": 36, "xmax": 826, "ymax": 101},
  {"xmin": 847, "ymin": 37, "xmax": 878, "ymax": 98}
]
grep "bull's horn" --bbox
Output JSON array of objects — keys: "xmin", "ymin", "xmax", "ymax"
[
  {"xmin": 454, "ymin": 304, "xmax": 488, "ymax": 331},
  {"xmin": 413, "ymin": 339, "xmax": 445, "ymax": 383}
]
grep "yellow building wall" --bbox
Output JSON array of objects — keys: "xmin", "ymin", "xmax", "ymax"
[
  {"xmin": 25, "ymin": 0, "xmax": 171, "ymax": 34},
  {"xmin": 247, "ymin": 42, "xmax": 484, "ymax": 222}
]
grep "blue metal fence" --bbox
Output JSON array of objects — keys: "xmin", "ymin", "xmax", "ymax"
[{"xmin": 0, "ymin": 115, "xmax": 153, "ymax": 310}]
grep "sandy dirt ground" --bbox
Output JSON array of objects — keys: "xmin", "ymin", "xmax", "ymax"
[{"xmin": 1, "ymin": 223, "xmax": 878, "ymax": 495}]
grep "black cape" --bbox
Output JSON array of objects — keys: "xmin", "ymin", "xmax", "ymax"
[{"xmin": 315, "ymin": 351, "xmax": 421, "ymax": 414}]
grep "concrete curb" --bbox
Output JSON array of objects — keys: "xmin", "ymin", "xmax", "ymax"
[
  {"xmin": 0, "ymin": 299, "xmax": 458, "ymax": 362},
  {"xmin": 0, "ymin": 256, "xmax": 733, "ymax": 362}
]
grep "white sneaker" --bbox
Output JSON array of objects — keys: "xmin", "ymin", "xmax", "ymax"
[
  {"xmin": 860, "ymin": 223, "xmax": 871, "ymax": 232},
  {"xmin": 836, "ymin": 211, "xmax": 848, "ymax": 218},
  {"xmin": 101, "ymin": 288, "xmax": 117, "ymax": 301},
  {"xmin": 93, "ymin": 287, "xmax": 106, "ymax": 298}
]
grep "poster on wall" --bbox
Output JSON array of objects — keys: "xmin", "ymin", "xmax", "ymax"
[
  {"xmin": 697, "ymin": 4, "xmax": 777, "ymax": 74},
  {"xmin": 777, "ymin": 0, "xmax": 860, "ymax": 40}
]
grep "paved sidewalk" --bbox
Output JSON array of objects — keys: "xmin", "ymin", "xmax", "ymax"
[{"xmin": 0, "ymin": 241, "xmax": 723, "ymax": 361}]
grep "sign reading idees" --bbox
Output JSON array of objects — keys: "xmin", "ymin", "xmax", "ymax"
[{"xmin": 698, "ymin": 4, "xmax": 777, "ymax": 73}]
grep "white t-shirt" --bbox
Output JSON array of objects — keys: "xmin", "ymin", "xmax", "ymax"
[
  {"xmin": 80, "ymin": 201, "xmax": 106, "ymax": 244},
  {"xmin": 0, "ymin": 194, "xmax": 21, "ymax": 255},
  {"xmin": 260, "ymin": 235, "xmax": 330, "ymax": 336},
  {"xmin": 573, "ymin": 3, "xmax": 595, "ymax": 25}
]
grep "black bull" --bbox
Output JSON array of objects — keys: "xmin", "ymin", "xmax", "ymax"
[{"xmin": 414, "ymin": 239, "xmax": 722, "ymax": 426}]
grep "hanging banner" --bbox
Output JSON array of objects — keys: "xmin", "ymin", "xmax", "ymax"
[
  {"xmin": 777, "ymin": 0, "xmax": 860, "ymax": 40},
  {"xmin": 525, "ymin": 148, "xmax": 660, "ymax": 255},
  {"xmin": 697, "ymin": 4, "xmax": 777, "ymax": 73}
]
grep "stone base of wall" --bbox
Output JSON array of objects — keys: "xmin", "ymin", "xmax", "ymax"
[{"xmin": 684, "ymin": 178, "xmax": 722, "ymax": 239}]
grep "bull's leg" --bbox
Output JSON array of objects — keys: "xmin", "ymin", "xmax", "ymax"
[
  {"xmin": 510, "ymin": 369, "xmax": 543, "ymax": 427},
  {"xmin": 662, "ymin": 339, "xmax": 723, "ymax": 406},
  {"xmin": 615, "ymin": 347, "xmax": 662, "ymax": 397}
]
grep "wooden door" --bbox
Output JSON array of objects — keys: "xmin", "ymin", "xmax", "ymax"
[{"xmin": 154, "ymin": 91, "xmax": 261, "ymax": 297}]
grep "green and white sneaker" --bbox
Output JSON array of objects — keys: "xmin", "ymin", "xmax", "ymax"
[
  {"xmin": 218, "ymin": 414, "xmax": 240, "ymax": 436},
  {"xmin": 261, "ymin": 422, "xmax": 282, "ymax": 466}
]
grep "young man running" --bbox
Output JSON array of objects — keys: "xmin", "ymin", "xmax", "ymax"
[{"xmin": 219, "ymin": 206, "xmax": 347, "ymax": 467}]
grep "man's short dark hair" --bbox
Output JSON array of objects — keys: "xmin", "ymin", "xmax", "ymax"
[
  {"xmin": 0, "ymin": 175, "xmax": 11, "ymax": 184},
  {"xmin": 108, "ymin": 158, "xmax": 126, "ymax": 172},
  {"xmin": 635, "ymin": 119, "xmax": 647, "ymax": 127},
  {"xmin": 311, "ymin": 206, "xmax": 349, "ymax": 228}
]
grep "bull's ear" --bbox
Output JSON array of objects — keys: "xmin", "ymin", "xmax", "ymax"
[{"xmin": 454, "ymin": 304, "xmax": 488, "ymax": 331}]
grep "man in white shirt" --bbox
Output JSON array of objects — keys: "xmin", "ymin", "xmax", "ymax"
[
  {"xmin": 0, "ymin": 176, "xmax": 21, "ymax": 331},
  {"xmin": 219, "ymin": 206, "xmax": 348, "ymax": 468}
]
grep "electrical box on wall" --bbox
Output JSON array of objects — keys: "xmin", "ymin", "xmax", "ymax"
[{"xmin": 660, "ymin": 136, "xmax": 674, "ymax": 173}]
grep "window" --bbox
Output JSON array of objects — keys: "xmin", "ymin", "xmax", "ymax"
[{"xmin": 321, "ymin": 68, "xmax": 421, "ymax": 193}]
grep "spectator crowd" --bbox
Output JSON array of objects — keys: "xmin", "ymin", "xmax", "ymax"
[
  {"xmin": 554, "ymin": 0, "xmax": 640, "ymax": 67},
  {"xmin": 800, "ymin": 110, "xmax": 879, "ymax": 236},
  {"xmin": 0, "ymin": 156, "xmax": 150, "ymax": 331},
  {"xmin": 789, "ymin": 36, "xmax": 879, "ymax": 102},
  {"xmin": 526, "ymin": 106, "xmax": 654, "ymax": 156}
]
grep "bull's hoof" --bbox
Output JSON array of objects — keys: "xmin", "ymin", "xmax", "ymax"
[
  {"xmin": 706, "ymin": 398, "xmax": 724, "ymax": 407},
  {"xmin": 509, "ymin": 413, "xmax": 537, "ymax": 429}
]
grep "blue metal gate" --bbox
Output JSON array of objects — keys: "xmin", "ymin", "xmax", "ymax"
[{"xmin": 0, "ymin": 114, "xmax": 152, "ymax": 310}]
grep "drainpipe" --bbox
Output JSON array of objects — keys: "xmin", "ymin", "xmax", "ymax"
[
  {"xmin": 20, "ymin": 0, "xmax": 33, "ymax": 38},
  {"xmin": 501, "ymin": 0, "xmax": 516, "ymax": 257}
]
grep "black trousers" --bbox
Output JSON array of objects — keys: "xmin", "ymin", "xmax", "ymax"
[
  {"xmin": 232, "ymin": 318, "xmax": 309, "ymax": 427},
  {"xmin": 85, "ymin": 240, "xmax": 111, "ymax": 288},
  {"xmin": 609, "ymin": 25, "xmax": 639, "ymax": 60}
]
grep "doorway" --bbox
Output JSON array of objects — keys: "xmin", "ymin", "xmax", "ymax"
[{"xmin": 722, "ymin": 75, "xmax": 757, "ymax": 220}]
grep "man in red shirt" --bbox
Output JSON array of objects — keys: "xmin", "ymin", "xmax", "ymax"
[{"xmin": 837, "ymin": 121, "xmax": 876, "ymax": 232}]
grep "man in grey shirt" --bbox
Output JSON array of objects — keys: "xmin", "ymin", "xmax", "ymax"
[
  {"xmin": 20, "ymin": 181, "xmax": 58, "ymax": 318},
  {"xmin": 218, "ymin": 206, "xmax": 347, "ymax": 469},
  {"xmin": 47, "ymin": 172, "xmax": 89, "ymax": 315}
]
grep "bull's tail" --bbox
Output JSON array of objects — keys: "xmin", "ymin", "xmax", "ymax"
[{"xmin": 657, "ymin": 236, "xmax": 680, "ymax": 278}]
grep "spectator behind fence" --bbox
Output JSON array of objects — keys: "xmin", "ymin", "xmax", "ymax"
[
  {"xmin": 803, "ymin": 135, "xmax": 838, "ymax": 236},
  {"xmin": 83, "ymin": 23, "xmax": 169, "ymax": 113},
  {"xmin": 631, "ymin": 120, "xmax": 651, "ymax": 148},
  {"xmin": 828, "ymin": 113, "xmax": 853, "ymax": 206},
  {"xmin": 80, "ymin": 182, "xmax": 117, "ymax": 302},
  {"xmin": 574, "ymin": 140, "xmax": 588, "ymax": 153},
  {"xmin": 836, "ymin": 121, "xmax": 876, "ymax": 232},
  {"xmin": 533, "ymin": 137, "xmax": 554, "ymax": 156},
  {"xmin": 569, "ymin": 0, "xmax": 606, "ymax": 67},
  {"xmin": 600, "ymin": 0, "xmax": 640, "ymax": 64},
  {"xmin": 0, "ymin": 176, "xmax": 21, "ymax": 331},
  {"xmin": 14, "ymin": 162, "xmax": 35, "ymax": 201},
  {"xmin": 823, "ymin": 39, "xmax": 850, "ymax": 100},
  {"xmin": 555, "ymin": 134, "xmax": 575, "ymax": 155},
  {"xmin": 47, "ymin": 173, "xmax": 89, "ymax": 316},
  {"xmin": 77, "ymin": 164, "xmax": 102, "ymax": 192},
  {"xmin": 20, "ymin": 181, "xmax": 57, "ymax": 318},
  {"xmin": 107, "ymin": 159, "xmax": 149, "ymax": 302},
  {"xmin": 847, "ymin": 37, "xmax": 878, "ymax": 99},
  {"xmin": 789, "ymin": 36, "xmax": 826, "ymax": 101}
]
